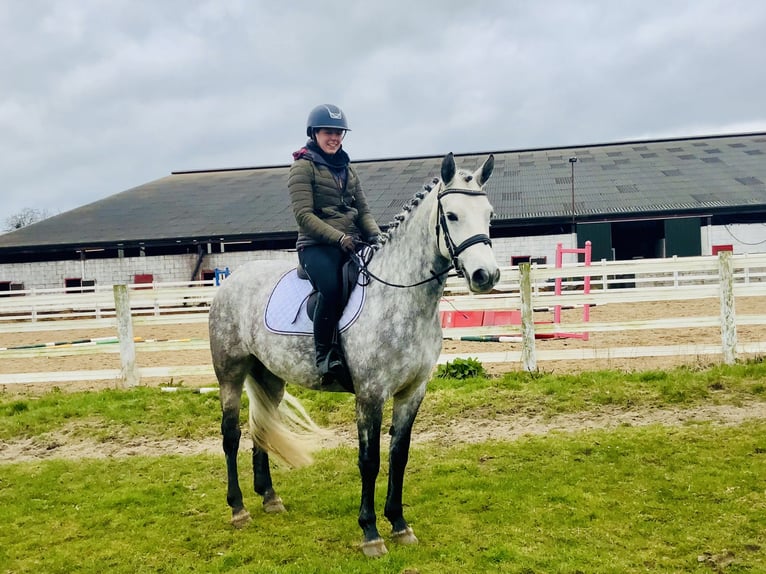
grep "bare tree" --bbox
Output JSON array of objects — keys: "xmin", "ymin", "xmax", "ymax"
[{"xmin": 3, "ymin": 207, "xmax": 52, "ymax": 232}]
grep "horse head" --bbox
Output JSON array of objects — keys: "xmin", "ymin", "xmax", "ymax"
[{"xmin": 436, "ymin": 153, "xmax": 500, "ymax": 293}]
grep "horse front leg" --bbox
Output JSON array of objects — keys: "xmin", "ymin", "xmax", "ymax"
[
  {"xmin": 356, "ymin": 396, "xmax": 387, "ymax": 557},
  {"xmin": 385, "ymin": 386, "xmax": 425, "ymax": 546}
]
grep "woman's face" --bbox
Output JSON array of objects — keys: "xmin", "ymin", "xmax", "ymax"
[{"xmin": 315, "ymin": 128, "xmax": 346, "ymax": 155}]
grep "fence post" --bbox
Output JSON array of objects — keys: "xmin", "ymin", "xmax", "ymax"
[
  {"xmin": 114, "ymin": 284, "xmax": 140, "ymax": 387},
  {"xmin": 717, "ymin": 251, "xmax": 737, "ymax": 365},
  {"xmin": 519, "ymin": 263, "xmax": 537, "ymax": 372},
  {"xmin": 31, "ymin": 288, "xmax": 38, "ymax": 322}
]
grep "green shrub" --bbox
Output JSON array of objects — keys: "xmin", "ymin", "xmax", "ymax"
[{"xmin": 435, "ymin": 357, "xmax": 486, "ymax": 380}]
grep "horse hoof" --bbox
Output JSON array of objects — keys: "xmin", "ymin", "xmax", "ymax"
[
  {"xmin": 263, "ymin": 495, "xmax": 286, "ymax": 514},
  {"xmin": 360, "ymin": 537, "xmax": 388, "ymax": 558},
  {"xmin": 392, "ymin": 526, "xmax": 418, "ymax": 545},
  {"xmin": 230, "ymin": 508, "xmax": 251, "ymax": 528}
]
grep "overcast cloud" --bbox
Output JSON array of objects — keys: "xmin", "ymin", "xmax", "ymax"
[{"xmin": 2, "ymin": 0, "xmax": 765, "ymax": 226}]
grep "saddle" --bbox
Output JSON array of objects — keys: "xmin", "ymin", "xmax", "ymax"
[{"xmin": 297, "ymin": 257, "xmax": 362, "ymax": 320}]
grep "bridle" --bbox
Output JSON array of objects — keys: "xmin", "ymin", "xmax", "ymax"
[
  {"xmin": 352, "ymin": 185, "xmax": 492, "ymax": 289},
  {"xmin": 435, "ymin": 188, "xmax": 493, "ymax": 278}
]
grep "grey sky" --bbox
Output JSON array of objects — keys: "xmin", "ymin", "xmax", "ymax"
[{"xmin": 2, "ymin": 0, "xmax": 765, "ymax": 226}]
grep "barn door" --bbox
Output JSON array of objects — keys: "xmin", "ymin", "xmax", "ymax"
[
  {"xmin": 577, "ymin": 222, "xmax": 612, "ymax": 261},
  {"xmin": 665, "ymin": 217, "xmax": 701, "ymax": 257}
]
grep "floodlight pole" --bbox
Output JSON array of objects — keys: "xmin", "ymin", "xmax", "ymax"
[{"xmin": 569, "ymin": 156, "xmax": 578, "ymax": 241}]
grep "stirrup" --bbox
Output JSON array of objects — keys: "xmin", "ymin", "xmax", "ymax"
[{"xmin": 318, "ymin": 355, "xmax": 353, "ymax": 392}]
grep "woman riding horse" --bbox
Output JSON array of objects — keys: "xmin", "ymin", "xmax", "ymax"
[
  {"xmin": 210, "ymin": 146, "xmax": 499, "ymax": 557},
  {"xmin": 289, "ymin": 104, "xmax": 381, "ymax": 388}
]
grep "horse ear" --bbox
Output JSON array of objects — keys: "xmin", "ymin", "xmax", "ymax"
[
  {"xmin": 477, "ymin": 154, "xmax": 494, "ymax": 186},
  {"xmin": 441, "ymin": 152, "xmax": 456, "ymax": 184}
]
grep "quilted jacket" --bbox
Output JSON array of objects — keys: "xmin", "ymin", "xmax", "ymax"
[{"xmin": 288, "ymin": 143, "xmax": 381, "ymax": 249}]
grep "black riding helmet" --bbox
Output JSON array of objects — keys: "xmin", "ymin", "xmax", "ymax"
[{"xmin": 306, "ymin": 104, "xmax": 350, "ymax": 138}]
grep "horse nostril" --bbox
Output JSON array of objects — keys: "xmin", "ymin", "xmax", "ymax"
[{"xmin": 472, "ymin": 268, "xmax": 490, "ymax": 287}]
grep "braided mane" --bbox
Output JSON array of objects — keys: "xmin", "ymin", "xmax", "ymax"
[{"xmin": 373, "ymin": 176, "xmax": 442, "ymax": 250}]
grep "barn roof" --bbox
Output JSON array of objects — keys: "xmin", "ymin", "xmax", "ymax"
[{"xmin": 1, "ymin": 131, "xmax": 765, "ymax": 252}]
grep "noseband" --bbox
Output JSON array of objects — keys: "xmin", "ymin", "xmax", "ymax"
[{"xmin": 436, "ymin": 188, "xmax": 493, "ymax": 278}]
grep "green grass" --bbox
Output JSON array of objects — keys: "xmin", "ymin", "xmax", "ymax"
[
  {"xmin": 1, "ymin": 360, "xmax": 766, "ymax": 572},
  {"xmin": 2, "ymin": 360, "xmax": 765, "ymax": 443},
  {"xmin": 424, "ymin": 360, "xmax": 766, "ymax": 423},
  {"xmin": 1, "ymin": 423, "xmax": 764, "ymax": 573},
  {"xmin": 0, "ymin": 386, "xmax": 223, "ymax": 442}
]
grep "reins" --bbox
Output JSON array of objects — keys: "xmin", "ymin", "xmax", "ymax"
[
  {"xmin": 350, "ymin": 185, "xmax": 492, "ymax": 290},
  {"xmin": 350, "ymin": 248, "xmax": 452, "ymax": 289}
]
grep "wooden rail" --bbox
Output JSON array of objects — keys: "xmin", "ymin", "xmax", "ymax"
[{"xmin": 1, "ymin": 253, "xmax": 765, "ymax": 386}]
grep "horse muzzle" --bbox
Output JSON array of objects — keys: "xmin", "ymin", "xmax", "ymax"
[{"xmin": 467, "ymin": 266, "xmax": 500, "ymax": 294}]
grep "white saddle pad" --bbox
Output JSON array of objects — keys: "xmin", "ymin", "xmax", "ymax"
[{"xmin": 264, "ymin": 268, "xmax": 366, "ymax": 336}]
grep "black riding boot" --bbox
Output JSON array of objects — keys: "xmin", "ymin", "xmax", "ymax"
[{"xmin": 313, "ymin": 296, "xmax": 352, "ymax": 391}]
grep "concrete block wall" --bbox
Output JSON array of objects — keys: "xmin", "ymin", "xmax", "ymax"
[
  {"xmin": 3, "ymin": 224, "xmax": 764, "ymax": 290},
  {"xmin": 0, "ymin": 236, "xmax": 605, "ymax": 290},
  {"xmin": 706, "ymin": 224, "xmax": 766, "ymax": 255},
  {"xmin": 204, "ymin": 250, "xmax": 297, "ymax": 276},
  {"xmin": 492, "ymin": 234, "xmax": 580, "ymax": 266},
  {"xmin": 0, "ymin": 250, "xmax": 299, "ymax": 290}
]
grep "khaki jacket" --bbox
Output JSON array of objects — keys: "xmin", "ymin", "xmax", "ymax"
[{"xmin": 289, "ymin": 156, "xmax": 380, "ymax": 249}]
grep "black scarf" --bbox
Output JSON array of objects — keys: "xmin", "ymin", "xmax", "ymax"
[{"xmin": 304, "ymin": 140, "xmax": 350, "ymax": 168}]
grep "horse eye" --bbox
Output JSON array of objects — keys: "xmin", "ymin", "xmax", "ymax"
[{"xmin": 446, "ymin": 212, "xmax": 458, "ymax": 222}]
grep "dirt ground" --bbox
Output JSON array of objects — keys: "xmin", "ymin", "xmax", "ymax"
[
  {"xmin": 1, "ymin": 297, "xmax": 765, "ymax": 463},
  {"xmin": 3, "ymin": 401, "xmax": 765, "ymax": 464},
  {"xmin": 2, "ymin": 296, "xmax": 766, "ymax": 392}
]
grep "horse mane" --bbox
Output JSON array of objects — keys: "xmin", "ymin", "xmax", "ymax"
[{"xmin": 373, "ymin": 176, "xmax": 442, "ymax": 250}]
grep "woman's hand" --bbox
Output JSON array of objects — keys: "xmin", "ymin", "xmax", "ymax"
[{"xmin": 338, "ymin": 234, "xmax": 355, "ymax": 252}]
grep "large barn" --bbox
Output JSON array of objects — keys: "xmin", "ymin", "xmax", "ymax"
[{"xmin": 1, "ymin": 131, "xmax": 765, "ymax": 291}]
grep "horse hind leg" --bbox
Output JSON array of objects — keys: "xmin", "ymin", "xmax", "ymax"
[
  {"xmin": 217, "ymin": 357, "xmax": 253, "ymax": 528},
  {"xmin": 249, "ymin": 361, "xmax": 287, "ymax": 514},
  {"xmin": 252, "ymin": 446, "xmax": 286, "ymax": 513}
]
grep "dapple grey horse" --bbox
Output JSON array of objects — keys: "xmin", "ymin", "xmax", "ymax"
[{"xmin": 209, "ymin": 152, "xmax": 499, "ymax": 556}]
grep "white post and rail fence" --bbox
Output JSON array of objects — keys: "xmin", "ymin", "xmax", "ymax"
[{"xmin": 1, "ymin": 252, "xmax": 765, "ymax": 387}]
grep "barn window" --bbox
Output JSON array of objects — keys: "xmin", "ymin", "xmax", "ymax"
[
  {"xmin": 65, "ymin": 278, "xmax": 96, "ymax": 293},
  {"xmin": 511, "ymin": 255, "xmax": 530, "ymax": 266}
]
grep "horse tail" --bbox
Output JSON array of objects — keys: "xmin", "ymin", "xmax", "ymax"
[{"xmin": 243, "ymin": 375, "xmax": 325, "ymax": 468}]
